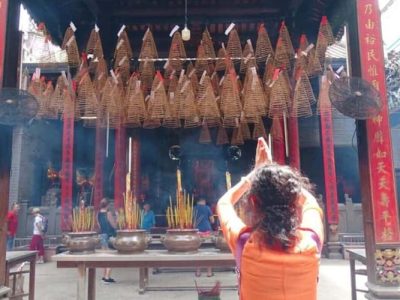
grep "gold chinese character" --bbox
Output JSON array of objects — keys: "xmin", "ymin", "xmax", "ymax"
[
  {"xmin": 381, "ymin": 227, "xmax": 393, "ymax": 241},
  {"xmin": 379, "ymin": 176, "xmax": 390, "ymax": 190},
  {"xmin": 364, "ymin": 4, "xmax": 373, "ymax": 15},
  {"xmin": 367, "ymin": 49, "xmax": 379, "ymax": 62},
  {"xmin": 377, "ymin": 161, "xmax": 388, "ymax": 174},
  {"xmin": 372, "ymin": 79, "xmax": 380, "ymax": 91},
  {"xmin": 380, "ymin": 192, "xmax": 390, "ymax": 207},
  {"xmin": 382, "ymin": 210, "xmax": 391, "ymax": 223},
  {"xmin": 365, "ymin": 19, "xmax": 375, "ymax": 30},
  {"xmin": 365, "ymin": 34, "xmax": 376, "ymax": 45},
  {"xmin": 372, "ymin": 115, "xmax": 383, "ymax": 126},
  {"xmin": 368, "ymin": 64, "xmax": 378, "ymax": 77},
  {"xmin": 374, "ymin": 130, "xmax": 384, "ymax": 144},
  {"xmin": 374, "ymin": 149, "xmax": 387, "ymax": 159}
]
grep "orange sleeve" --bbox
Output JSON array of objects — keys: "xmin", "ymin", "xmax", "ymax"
[{"xmin": 298, "ymin": 190, "xmax": 324, "ymax": 245}]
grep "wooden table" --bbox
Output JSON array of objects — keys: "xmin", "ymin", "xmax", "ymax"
[
  {"xmin": 5, "ymin": 251, "xmax": 37, "ymax": 300},
  {"xmin": 346, "ymin": 248, "xmax": 367, "ymax": 300},
  {"xmin": 53, "ymin": 249, "xmax": 236, "ymax": 300}
]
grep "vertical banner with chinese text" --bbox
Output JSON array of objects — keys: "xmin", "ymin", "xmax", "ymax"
[
  {"xmin": 114, "ymin": 125, "xmax": 126, "ymax": 209},
  {"xmin": 93, "ymin": 122, "xmax": 105, "ymax": 210},
  {"xmin": 357, "ymin": 0, "xmax": 400, "ymax": 244},
  {"xmin": 319, "ymin": 76, "xmax": 339, "ymax": 224},
  {"xmin": 61, "ymin": 90, "xmax": 75, "ymax": 231},
  {"xmin": 288, "ymin": 116, "xmax": 301, "ymax": 170}
]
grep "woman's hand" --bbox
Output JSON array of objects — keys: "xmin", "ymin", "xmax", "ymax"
[{"xmin": 255, "ymin": 137, "xmax": 272, "ymax": 168}]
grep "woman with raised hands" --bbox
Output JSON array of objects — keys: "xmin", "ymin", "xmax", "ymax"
[{"xmin": 217, "ymin": 137, "xmax": 324, "ymax": 300}]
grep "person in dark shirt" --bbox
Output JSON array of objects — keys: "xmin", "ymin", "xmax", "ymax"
[
  {"xmin": 97, "ymin": 198, "xmax": 117, "ymax": 284},
  {"xmin": 194, "ymin": 197, "xmax": 214, "ymax": 277}
]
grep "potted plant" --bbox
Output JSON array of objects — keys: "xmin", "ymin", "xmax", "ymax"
[
  {"xmin": 63, "ymin": 206, "xmax": 99, "ymax": 253},
  {"xmin": 111, "ymin": 191, "xmax": 150, "ymax": 254},
  {"xmin": 163, "ymin": 188, "xmax": 201, "ymax": 253}
]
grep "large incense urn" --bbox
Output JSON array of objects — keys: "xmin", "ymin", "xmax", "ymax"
[
  {"xmin": 62, "ymin": 231, "xmax": 100, "ymax": 254},
  {"xmin": 110, "ymin": 229, "xmax": 151, "ymax": 254},
  {"xmin": 213, "ymin": 229, "xmax": 230, "ymax": 252},
  {"xmin": 162, "ymin": 229, "xmax": 202, "ymax": 253}
]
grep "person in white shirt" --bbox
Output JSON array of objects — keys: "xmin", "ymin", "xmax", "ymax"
[{"xmin": 29, "ymin": 208, "xmax": 45, "ymax": 263}]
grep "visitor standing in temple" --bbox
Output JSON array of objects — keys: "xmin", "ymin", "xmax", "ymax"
[
  {"xmin": 194, "ymin": 196, "xmax": 215, "ymax": 277},
  {"xmin": 141, "ymin": 202, "xmax": 155, "ymax": 231},
  {"xmin": 6, "ymin": 203, "xmax": 20, "ymax": 251},
  {"xmin": 97, "ymin": 198, "xmax": 117, "ymax": 284},
  {"xmin": 217, "ymin": 138, "xmax": 324, "ymax": 300},
  {"xmin": 29, "ymin": 208, "xmax": 45, "ymax": 263}
]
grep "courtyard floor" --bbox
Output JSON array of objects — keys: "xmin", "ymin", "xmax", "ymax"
[{"xmin": 24, "ymin": 258, "xmax": 366, "ymax": 300}]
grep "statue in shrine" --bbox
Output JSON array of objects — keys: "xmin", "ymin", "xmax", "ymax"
[{"xmin": 76, "ymin": 168, "xmax": 94, "ymax": 207}]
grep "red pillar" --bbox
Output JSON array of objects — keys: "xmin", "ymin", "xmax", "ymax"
[
  {"xmin": 114, "ymin": 125, "xmax": 126, "ymax": 209},
  {"xmin": 131, "ymin": 133, "xmax": 141, "ymax": 200},
  {"xmin": 288, "ymin": 116, "xmax": 300, "ymax": 170},
  {"xmin": 271, "ymin": 118, "xmax": 286, "ymax": 165},
  {"xmin": 93, "ymin": 123, "xmax": 105, "ymax": 210}
]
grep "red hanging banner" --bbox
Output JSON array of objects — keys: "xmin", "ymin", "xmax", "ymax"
[
  {"xmin": 288, "ymin": 116, "xmax": 300, "ymax": 170},
  {"xmin": 114, "ymin": 125, "xmax": 126, "ymax": 209},
  {"xmin": 0, "ymin": 0, "xmax": 8, "ymax": 87},
  {"xmin": 93, "ymin": 122, "xmax": 105, "ymax": 210},
  {"xmin": 319, "ymin": 76, "xmax": 339, "ymax": 224},
  {"xmin": 357, "ymin": 0, "xmax": 400, "ymax": 244},
  {"xmin": 271, "ymin": 118, "xmax": 286, "ymax": 165},
  {"xmin": 131, "ymin": 134, "xmax": 141, "ymax": 199},
  {"xmin": 61, "ymin": 89, "xmax": 75, "ymax": 231}
]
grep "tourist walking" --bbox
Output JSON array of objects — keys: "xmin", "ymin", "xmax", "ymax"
[
  {"xmin": 141, "ymin": 202, "xmax": 155, "ymax": 231},
  {"xmin": 7, "ymin": 203, "xmax": 20, "ymax": 251},
  {"xmin": 217, "ymin": 138, "xmax": 324, "ymax": 300},
  {"xmin": 194, "ymin": 196, "xmax": 214, "ymax": 277},
  {"xmin": 29, "ymin": 208, "xmax": 45, "ymax": 263},
  {"xmin": 97, "ymin": 198, "xmax": 117, "ymax": 283}
]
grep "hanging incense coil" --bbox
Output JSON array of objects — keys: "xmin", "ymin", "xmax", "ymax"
[
  {"xmin": 231, "ymin": 126, "xmax": 244, "ymax": 145},
  {"xmin": 147, "ymin": 72, "xmax": 168, "ymax": 119},
  {"xmin": 307, "ymin": 47, "xmax": 323, "ymax": 77},
  {"xmin": 77, "ymin": 72, "xmax": 99, "ymax": 126},
  {"xmin": 215, "ymin": 44, "xmax": 227, "ymax": 71},
  {"xmin": 61, "ymin": 26, "xmax": 81, "ymax": 67},
  {"xmin": 101, "ymin": 76, "xmax": 124, "ymax": 128},
  {"xmin": 93, "ymin": 57, "xmax": 108, "ymax": 94},
  {"xmin": 318, "ymin": 16, "xmax": 335, "ymax": 46},
  {"xmin": 252, "ymin": 116, "xmax": 268, "ymax": 140},
  {"xmin": 197, "ymin": 77, "xmax": 221, "ymax": 127},
  {"xmin": 163, "ymin": 74, "xmax": 180, "ymax": 128},
  {"xmin": 195, "ymin": 44, "xmax": 211, "ymax": 76},
  {"xmin": 43, "ymin": 81, "xmax": 57, "ymax": 119},
  {"xmin": 274, "ymin": 22, "xmax": 295, "ymax": 70},
  {"xmin": 139, "ymin": 58, "xmax": 155, "ymax": 94},
  {"xmin": 199, "ymin": 122, "xmax": 212, "ymax": 144},
  {"xmin": 28, "ymin": 77, "xmax": 45, "ymax": 118},
  {"xmin": 202, "ymin": 28, "xmax": 216, "ymax": 73},
  {"xmin": 168, "ymin": 32, "xmax": 187, "ymax": 71},
  {"xmin": 114, "ymin": 29, "xmax": 132, "ymax": 84},
  {"xmin": 216, "ymin": 125, "xmax": 229, "ymax": 145},
  {"xmin": 179, "ymin": 81, "xmax": 200, "ymax": 128},
  {"xmin": 294, "ymin": 35, "xmax": 311, "ymax": 78},
  {"xmin": 268, "ymin": 72, "xmax": 291, "ymax": 118},
  {"xmin": 125, "ymin": 77, "xmax": 147, "ymax": 128},
  {"xmin": 188, "ymin": 67, "xmax": 199, "ymax": 96},
  {"xmin": 242, "ymin": 67, "xmax": 267, "ymax": 122},
  {"xmin": 220, "ymin": 70, "xmax": 242, "ymax": 128},
  {"xmin": 226, "ymin": 28, "xmax": 242, "ymax": 65},
  {"xmin": 86, "ymin": 27, "xmax": 104, "ymax": 59},
  {"xmin": 240, "ymin": 41, "xmax": 256, "ymax": 74},
  {"xmin": 210, "ymin": 72, "xmax": 220, "ymax": 97},
  {"xmin": 140, "ymin": 28, "xmax": 158, "ymax": 59},
  {"xmin": 290, "ymin": 70, "xmax": 314, "ymax": 118},
  {"xmin": 255, "ymin": 24, "xmax": 274, "ymax": 66},
  {"xmin": 315, "ymin": 33, "xmax": 328, "ymax": 71},
  {"xmin": 51, "ymin": 75, "xmax": 68, "ymax": 118}
]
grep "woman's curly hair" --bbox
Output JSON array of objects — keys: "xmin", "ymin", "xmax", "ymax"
[{"xmin": 249, "ymin": 163, "xmax": 313, "ymax": 250}]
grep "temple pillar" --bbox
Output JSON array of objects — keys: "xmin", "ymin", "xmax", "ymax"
[{"xmin": 348, "ymin": 0, "xmax": 400, "ymax": 297}]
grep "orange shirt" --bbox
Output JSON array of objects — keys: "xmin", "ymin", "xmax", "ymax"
[{"xmin": 218, "ymin": 189, "xmax": 324, "ymax": 300}]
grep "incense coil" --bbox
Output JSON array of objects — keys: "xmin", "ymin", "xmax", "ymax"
[
  {"xmin": 139, "ymin": 28, "xmax": 158, "ymax": 59},
  {"xmin": 216, "ymin": 125, "xmax": 229, "ymax": 145},
  {"xmin": 28, "ymin": 78, "xmax": 45, "ymax": 118},
  {"xmin": 43, "ymin": 81, "xmax": 57, "ymax": 119},
  {"xmin": 199, "ymin": 122, "xmax": 212, "ymax": 144},
  {"xmin": 125, "ymin": 77, "xmax": 147, "ymax": 128},
  {"xmin": 77, "ymin": 72, "xmax": 99, "ymax": 126},
  {"xmin": 101, "ymin": 77, "xmax": 124, "ymax": 128},
  {"xmin": 268, "ymin": 73, "xmax": 290, "ymax": 118},
  {"xmin": 240, "ymin": 118, "xmax": 251, "ymax": 140},
  {"xmin": 179, "ymin": 82, "xmax": 200, "ymax": 128},
  {"xmin": 255, "ymin": 24, "xmax": 274, "ymax": 66},
  {"xmin": 242, "ymin": 67, "xmax": 267, "ymax": 122},
  {"xmin": 274, "ymin": 37, "xmax": 292, "ymax": 71},
  {"xmin": 163, "ymin": 75, "xmax": 181, "ymax": 128},
  {"xmin": 210, "ymin": 72, "xmax": 220, "ymax": 97},
  {"xmin": 86, "ymin": 29, "xmax": 104, "ymax": 76},
  {"xmin": 226, "ymin": 29, "xmax": 242, "ymax": 65},
  {"xmin": 318, "ymin": 16, "xmax": 335, "ymax": 46},
  {"xmin": 290, "ymin": 70, "xmax": 314, "ymax": 118},
  {"xmin": 195, "ymin": 44, "xmax": 211, "ymax": 76},
  {"xmin": 307, "ymin": 47, "xmax": 323, "ymax": 77},
  {"xmin": 315, "ymin": 33, "xmax": 328, "ymax": 71},
  {"xmin": 197, "ymin": 79, "xmax": 221, "ymax": 128},
  {"xmin": 278, "ymin": 22, "xmax": 295, "ymax": 59},
  {"xmin": 294, "ymin": 35, "xmax": 310, "ymax": 78},
  {"xmin": 61, "ymin": 26, "xmax": 81, "ymax": 67},
  {"xmin": 139, "ymin": 59, "xmax": 155, "ymax": 94},
  {"xmin": 202, "ymin": 28, "xmax": 216, "ymax": 73},
  {"xmin": 51, "ymin": 75, "xmax": 68, "ymax": 118},
  {"xmin": 220, "ymin": 70, "xmax": 242, "ymax": 128},
  {"xmin": 215, "ymin": 45, "xmax": 227, "ymax": 71},
  {"xmin": 240, "ymin": 42, "xmax": 256, "ymax": 74},
  {"xmin": 146, "ymin": 73, "xmax": 168, "ymax": 121},
  {"xmin": 114, "ymin": 30, "xmax": 133, "ymax": 84},
  {"xmin": 252, "ymin": 116, "xmax": 268, "ymax": 140},
  {"xmin": 231, "ymin": 126, "xmax": 244, "ymax": 145},
  {"xmin": 168, "ymin": 32, "xmax": 187, "ymax": 71}
]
